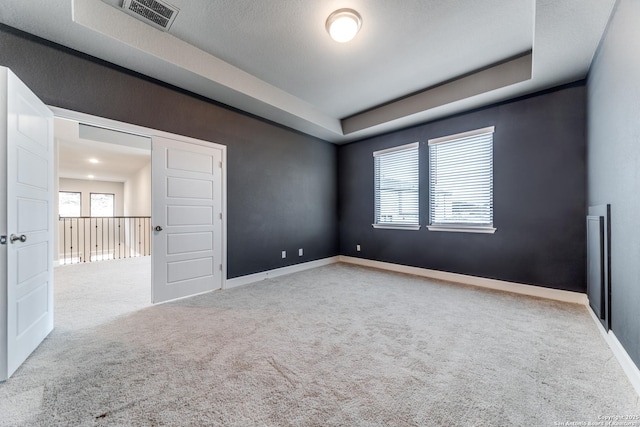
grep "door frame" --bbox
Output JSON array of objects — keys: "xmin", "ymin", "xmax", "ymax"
[
  {"xmin": 49, "ymin": 106, "xmax": 228, "ymax": 291},
  {"xmin": 587, "ymin": 204, "xmax": 612, "ymax": 331}
]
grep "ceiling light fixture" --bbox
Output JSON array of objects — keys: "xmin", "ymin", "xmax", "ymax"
[
  {"xmin": 87, "ymin": 175, "xmax": 95, "ymax": 179},
  {"xmin": 89, "ymin": 158, "xmax": 99, "ymax": 164},
  {"xmin": 326, "ymin": 9, "xmax": 362, "ymax": 43}
]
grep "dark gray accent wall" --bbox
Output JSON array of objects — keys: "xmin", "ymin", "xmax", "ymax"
[
  {"xmin": 587, "ymin": 0, "xmax": 640, "ymax": 367},
  {"xmin": 0, "ymin": 25, "xmax": 338, "ymax": 279},
  {"xmin": 339, "ymin": 84, "xmax": 587, "ymax": 292}
]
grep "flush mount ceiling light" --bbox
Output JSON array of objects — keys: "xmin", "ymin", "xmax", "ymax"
[{"xmin": 326, "ymin": 8, "xmax": 362, "ymax": 43}]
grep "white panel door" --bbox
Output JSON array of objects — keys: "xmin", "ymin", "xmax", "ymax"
[
  {"xmin": 151, "ymin": 136, "xmax": 223, "ymax": 303},
  {"xmin": 0, "ymin": 68, "xmax": 54, "ymax": 380}
]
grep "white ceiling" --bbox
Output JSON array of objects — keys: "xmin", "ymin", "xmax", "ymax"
[
  {"xmin": 1, "ymin": 0, "xmax": 616, "ymax": 143},
  {"xmin": 56, "ymin": 118, "xmax": 151, "ymax": 182}
]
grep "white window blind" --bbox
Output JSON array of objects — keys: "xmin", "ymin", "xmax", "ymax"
[
  {"xmin": 428, "ymin": 127, "xmax": 494, "ymax": 231},
  {"xmin": 373, "ymin": 142, "xmax": 419, "ymax": 229}
]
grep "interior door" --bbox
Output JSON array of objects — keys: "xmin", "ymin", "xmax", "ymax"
[
  {"xmin": 151, "ymin": 136, "xmax": 223, "ymax": 303},
  {"xmin": 0, "ymin": 68, "xmax": 54, "ymax": 381}
]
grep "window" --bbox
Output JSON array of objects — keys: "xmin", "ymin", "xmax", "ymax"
[
  {"xmin": 373, "ymin": 142, "xmax": 420, "ymax": 229},
  {"xmin": 90, "ymin": 193, "xmax": 115, "ymax": 217},
  {"xmin": 428, "ymin": 126, "xmax": 496, "ymax": 233},
  {"xmin": 59, "ymin": 191, "xmax": 81, "ymax": 217}
]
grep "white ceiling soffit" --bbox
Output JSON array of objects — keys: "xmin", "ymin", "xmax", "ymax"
[
  {"xmin": 0, "ymin": 0, "xmax": 615, "ymax": 143},
  {"xmin": 79, "ymin": 124, "xmax": 151, "ymax": 150},
  {"xmin": 343, "ymin": 53, "xmax": 533, "ymax": 135},
  {"xmin": 56, "ymin": 118, "xmax": 150, "ymax": 182},
  {"xmin": 71, "ymin": 0, "xmax": 536, "ymax": 142},
  {"xmin": 72, "ymin": 0, "xmax": 343, "ymax": 140}
]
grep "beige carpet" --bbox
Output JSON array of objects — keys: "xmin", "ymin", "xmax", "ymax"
[{"xmin": 0, "ymin": 258, "xmax": 638, "ymax": 426}]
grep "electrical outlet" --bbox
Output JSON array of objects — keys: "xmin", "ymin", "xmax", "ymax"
[
  {"xmin": 356, "ymin": 244, "xmax": 361, "ymax": 252},
  {"xmin": 281, "ymin": 250, "xmax": 286, "ymax": 259},
  {"xmin": 298, "ymin": 248, "xmax": 303, "ymax": 256}
]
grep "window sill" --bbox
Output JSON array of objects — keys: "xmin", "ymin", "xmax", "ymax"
[
  {"xmin": 372, "ymin": 224, "xmax": 421, "ymax": 231},
  {"xmin": 427, "ymin": 225, "xmax": 496, "ymax": 234}
]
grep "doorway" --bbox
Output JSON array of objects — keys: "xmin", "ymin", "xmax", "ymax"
[
  {"xmin": 55, "ymin": 118, "xmax": 153, "ymax": 265},
  {"xmin": 51, "ymin": 106, "xmax": 228, "ymax": 303},
  {"xmin": 54, "ymin": 116, "xmax": 154, "ymax": 318},
  {"xmin": 1, "ymin": 69, "xmax": 227, "ymax": 380}
]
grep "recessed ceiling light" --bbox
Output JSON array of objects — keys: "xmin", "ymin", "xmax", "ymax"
[
  {"xmin": 87, "ymin": 175, "xmax": 95, "ymax": 179},
  {"xmin": 89, "ymin": 158, "xmax": 99, "ymax": 164},
  {"xmin": 326, "ymin": 9, "xmax": 362, "ymax": 43}
]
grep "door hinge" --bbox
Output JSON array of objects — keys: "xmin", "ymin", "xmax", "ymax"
[
  {"xmin": 219, "ymin": 213, "xmax": 222, "ymax": 220},
  {"xmin": 219, "ymin": 264, "xmax": 222, "ymax": 271},
  {"xmin": 0, "ymin": 235, "xmax": 6, "ymax": 245},
  {"xmin": 219, "ymin": 161, "xmax": 223, "ymax": 169}
]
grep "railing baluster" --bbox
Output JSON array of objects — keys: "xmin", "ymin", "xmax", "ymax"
[
  {"xmin": 106, "ymin": 217, "xmax": 109, "ymax": 260},
  {"xmin": 63, "ymin": 217, "xmax": 66, "ymax": 265},
  {"xmin": 118, "ymin": 218, "xmax": 121, "ymax": 259},
  {"xmin": 59, "ymin": 216, "xmax": 151, "ymax": 265},
  {"xmin": 137, "ymin": 218, "xmax": 141, "ymax": 257},
  {"xmin": 75, "ymin": 218, "xmax": 79, "ymax": 263},
  {"xmin": 100, "ymin": 217, "xmax": 103, "ymax": 261},
  {"xmin": 83, "ymin": 218, "xmax": 86, "ymax": 263},
  {"xmin": 95, "ymin": 217, "xmax": 97, "ymax": 261},
  {"xmin": 144, "ymin": 217, "xmax": 148, "ymax": 256},
  {"xmin": 69, "ymin": 218, "xmax": 73, "ymax": 264}
]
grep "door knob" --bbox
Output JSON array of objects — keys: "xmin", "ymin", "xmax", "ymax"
[
  {"xmin": 154, "ymin": 226, "xmax": 163, "ymax": 232},
  {"xmin": 10, "ymin": 234, "xmax": 27, "ymax": 243}
]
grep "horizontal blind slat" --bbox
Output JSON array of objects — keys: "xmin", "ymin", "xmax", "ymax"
[
  {"xmin": 429, "ymin": 128, "xmax": 493, "ymax": 227},
  {"xmin": 375, "ymin": 145, "xmax": 419, "ymax": 226}
]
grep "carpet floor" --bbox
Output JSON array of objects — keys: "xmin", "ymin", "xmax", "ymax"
[{"xmin": 0, "ymin": 257, "xmax": 638, "ymax": 426}]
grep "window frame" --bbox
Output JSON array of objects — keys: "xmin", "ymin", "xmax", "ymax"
[
  {"xmin": 427, "ymin": 126, "xmax": 496, "ymax": 234},
  {"xmin": 90, "ymin": 192, "xmax": 115, "ymax": 217},
  {"xmin": 58, "ymin": 191, "xmax": 82, "ymax": 218},
  {"xmin": 372, "ymin": 142, "xmax": 420, "ymax": 230}
]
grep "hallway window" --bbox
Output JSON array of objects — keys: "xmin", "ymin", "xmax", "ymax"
[
  {"xmin": 59, "ymin": 191, "xmax": 81, "ymax": 217},
  {"xmin": 90, "ymin": 193, "xmax": 114, "ymax": 217},
  {"xmin": 373, "ymin": 142, "xmax": 420, "ymax": 229}
]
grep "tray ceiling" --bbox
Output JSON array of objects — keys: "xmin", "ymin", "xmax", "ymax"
[{"xmin": 0, "ymin": 0, "xmax": 616, "ymax": 143}]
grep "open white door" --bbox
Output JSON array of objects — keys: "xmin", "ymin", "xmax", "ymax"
[
  {"xmin": 151, "ymin": 136, "xmax": 223, "ymax": 303},
  {"xmin": 0, "ymin": 68, "xmax": 54, "ymax": 381}
]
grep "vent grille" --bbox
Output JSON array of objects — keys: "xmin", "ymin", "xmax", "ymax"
[{"xmin": 122, "ymin": 0, "xmax": 179, "ymax": 31}]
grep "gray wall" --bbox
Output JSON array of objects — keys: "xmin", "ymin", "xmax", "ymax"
[
  {"xmin": 339, "ymin": 84, "xmax": 587, "ymax": 292},
  {"xmin": 0, "ymin": 25, "xmax": 338, "ymax": 279},
  {"xmin": 587, "ymin": 0, "xmax": 640, "ymax": 366}
]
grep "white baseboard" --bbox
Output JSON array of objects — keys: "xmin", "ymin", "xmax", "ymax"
[
  {"xmin": 586, "ymin": 303, "xmax": 610, "ymax": 344},
  {"xmin": 338, "ymin": 256, "xmax": 588, "ymax": 305},
  {"xmin": 586, "ymin": 306, "xmax": 640, "ymax": 397},
  {"xmin": 224, "ymin": 256, "xmax": 340, "ymax": 289},
  {"xmin": 609, "ymin": 331, "xmax": 640, "ymax": 397},
  {"xmin": 227, "ymin": 255, "xmax": 587, "ymax": 304}
]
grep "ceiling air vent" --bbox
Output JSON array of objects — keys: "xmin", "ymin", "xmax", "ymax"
[{"xmin": 121, "ymin": 0, "xmax": 179, "ymax": 31}]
